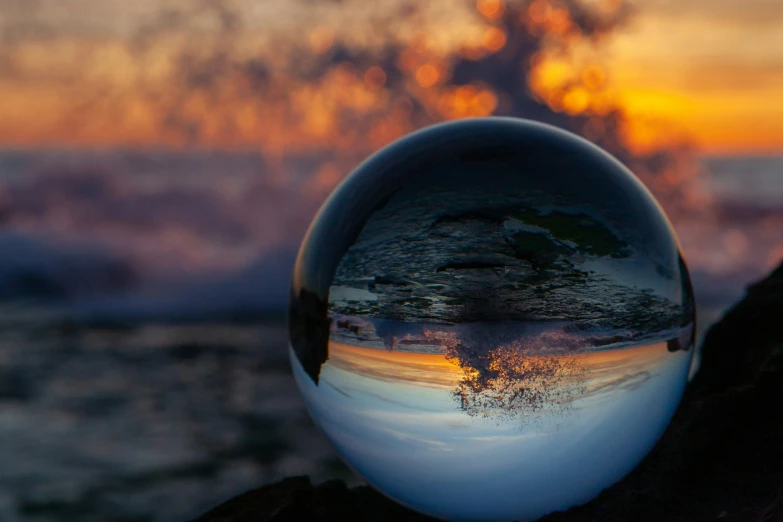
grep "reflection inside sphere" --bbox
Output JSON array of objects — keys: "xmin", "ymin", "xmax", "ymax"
[{"xmin": 289, "ymin": 118, "xmax": 694, "ymax": 522}]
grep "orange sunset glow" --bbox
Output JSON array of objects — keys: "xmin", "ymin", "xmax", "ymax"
[
  {"xmin": 326, "ymin": 339, "xmax": 674, "ymax": 407},
  {"xmin": 327, "ymin": 342, "xmax": 465, "ymax": 389},
  {"xmin": 0, "ymin": 0, "xmax": 780, "ymax": 154}
]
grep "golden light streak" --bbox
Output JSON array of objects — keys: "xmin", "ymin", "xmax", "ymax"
[
  {"xmin": 328, "ymin": 342, "xmax": 464, "ymax": 389},
  {"xmin": 326, "ymin": 340, "xmax": 674, "ymax": 412}
]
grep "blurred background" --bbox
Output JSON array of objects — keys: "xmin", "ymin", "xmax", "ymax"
[{"xmin": 0, "ymin": 0, "xmax": 780, "ymax": 520}]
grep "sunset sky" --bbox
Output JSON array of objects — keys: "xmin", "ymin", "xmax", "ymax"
[
  {"xmin": 609, "ymin": 0, "xmax": 783, "ymax": 154},
  {"xmin": 0, "ymin": 0, "xmax": 780, "ymax": 154}
]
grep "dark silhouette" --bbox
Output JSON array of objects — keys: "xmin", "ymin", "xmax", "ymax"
[{"xmin": 288, "ymin": 288, "xmax": 331, "ymax": 384}]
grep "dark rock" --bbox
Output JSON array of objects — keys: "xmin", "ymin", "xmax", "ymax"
[
  {"xmin": 288, "ymin": 288, "xmax": 331, "ymax": 385},
  {"xmin": 328, "ymin": 192, "xmax": 683, "ymax": 330},
  {"xmin": 190, "ymin": 477, "xmax": 432, "ymax": 522},
  {"xmin": 194, "ymin": 262, "xmax": 783, "ymax": 522}
]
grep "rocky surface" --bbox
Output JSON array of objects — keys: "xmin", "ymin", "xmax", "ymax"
[
  {"xmin": 194, "ymin": 261, "xmax": 783, "ymax": 522},
  {"xmin": 329, "ymin": 189, "xmax": 690, "ymax": 333}
]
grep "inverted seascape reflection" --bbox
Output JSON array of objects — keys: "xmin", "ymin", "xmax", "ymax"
[{"xmin": 293, "ymin": 335, "xmax": 691, "ymax": 522}]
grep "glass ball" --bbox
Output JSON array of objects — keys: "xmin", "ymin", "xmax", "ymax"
[{"xmin": 289, "ymin": 118, "xmax": 695, "ymax": 522}]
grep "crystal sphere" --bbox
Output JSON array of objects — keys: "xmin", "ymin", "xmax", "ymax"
[{"xmin": 289, "ymin": 118, "xmax": 695, "ymax": 522}]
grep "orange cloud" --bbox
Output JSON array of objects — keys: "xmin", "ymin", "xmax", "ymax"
[{"xmin": 0, "ymin": 0, "xmax": 780, "ymax": 154}]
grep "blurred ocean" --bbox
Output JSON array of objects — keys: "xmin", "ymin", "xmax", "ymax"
[{"xmin": 0, "ymin": 150, "xmax": 780, "ymax": 521}]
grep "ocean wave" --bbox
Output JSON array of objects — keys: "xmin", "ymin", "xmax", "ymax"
[
  {"xmin": 65, "ymin": 247, "xmax": 299, "ymax": 324},
  {"xmin": 0, "ymin": 151, "xmax": 779, "ymax": 325},
  {"xmin": 0, "ymin": 232, "xmax": 135, "ymax": 301}
]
